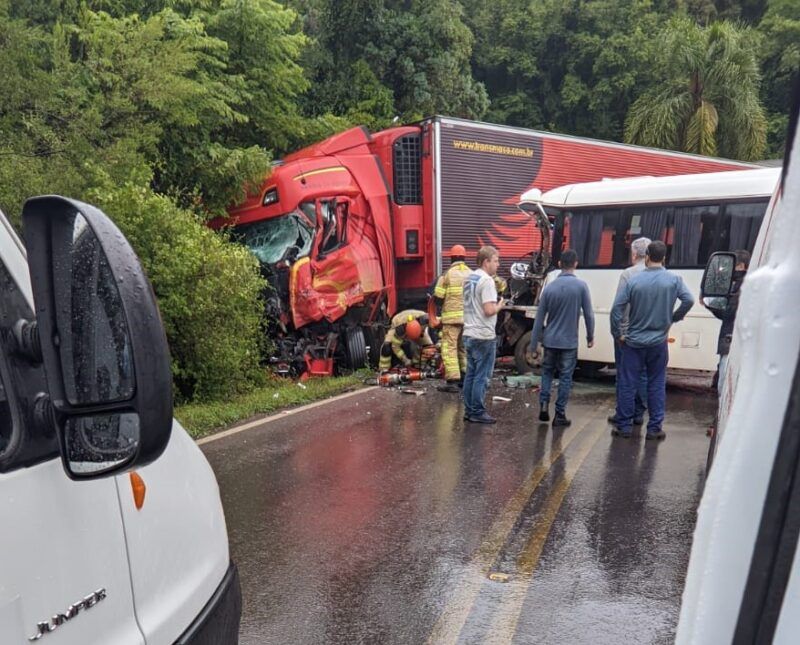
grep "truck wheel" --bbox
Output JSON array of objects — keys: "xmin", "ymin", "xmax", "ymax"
[
  {"xmin": 514, "ymin": 331, "xmax": 536, "ymax": 374},
  {"xmin": 344, "ymin": 326, "xmax": 367, "ymax": 369}
]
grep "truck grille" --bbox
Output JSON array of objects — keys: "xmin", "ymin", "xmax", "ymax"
[{"xmin": 393, "ymin": 134, "xmax": 422, "ymax": 204}]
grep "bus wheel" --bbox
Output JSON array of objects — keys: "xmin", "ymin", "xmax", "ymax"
[
  {"xmin": 514, "ymin": 332, "xmax": 537, "ymax": 374},
  {"xmin": 577, "ymin": 361, "xmax": 604, "ymax": 379},
  {"xmin": 344, "ymin": 326, "xmax": 368, "ymax": 370}
]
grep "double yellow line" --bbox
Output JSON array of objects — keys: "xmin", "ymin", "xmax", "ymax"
[{"xmin": 427, "ymin": 403, "xmax": 612, "ymax": 645}]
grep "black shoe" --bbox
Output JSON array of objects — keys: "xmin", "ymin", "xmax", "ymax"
[
  {"xmin": 539, "ymin": 407, "xmax": 550, "ymax": 422},
  {"xmin": 438, "ymin": 383, "xmax": 461, "ymax": 393},
  {"xmin": 468, "ymin": 413, "xmax": 497, "ymax": 424},
  {"xmin": 552, "ymin": 414, "xmax": 571, "ymax": 428},
  {"xmin": 634, "ymin": 417, "xmax": 644, "ymax": 426},
  {"xmin": 611, "ymin": 427, "xmax": 632, "ymax": 438},
  {"xmin": 646, "ymin": 430, "xmax": 666, "ymax": 440}
]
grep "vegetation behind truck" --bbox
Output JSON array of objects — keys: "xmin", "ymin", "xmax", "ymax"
[{"xmin": 210, "ymin": 117, "xmax": 751, "ymax": 375}]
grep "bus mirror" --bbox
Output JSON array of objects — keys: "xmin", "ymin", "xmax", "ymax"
[
  {"xmin": 701, "ymin": 252, "xmax": 736, "ymax": 298},
  {"xmin": 22, "ymin": 196, "xmax": 173, "ymax": 480}
]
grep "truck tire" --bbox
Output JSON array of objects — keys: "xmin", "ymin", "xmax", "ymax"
[
  {"xmin": 514, "ymin": 331, "xmax": 536, "ymax": 374},
  {"xmin": 344, "ymin": 326, "xmax": 368, "ymax": 370}
]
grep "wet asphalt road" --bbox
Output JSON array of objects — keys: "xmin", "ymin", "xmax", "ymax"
[{"xmin": 201, "ymin": 373, "xmax": 714, "ymax": 644}]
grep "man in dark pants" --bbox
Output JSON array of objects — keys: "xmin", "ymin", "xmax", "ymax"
[
  {"xmin": 529, "ymin": 249, "xmax": 595, "ymax": 427},
  {"xmin": 610, "ymin": 241, "xmax": 694, "ymax": 440},
  {"xmin": 608, "ymin": 236, "xmax": 650, "ymax": 426}
]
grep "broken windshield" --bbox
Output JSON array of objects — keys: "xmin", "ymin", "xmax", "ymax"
[{"xmin": 234, "ymin": 211, "xmax": 315, "ymax": 265}]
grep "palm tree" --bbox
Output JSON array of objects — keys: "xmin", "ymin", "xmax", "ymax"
[{"xmin": 625, "ymin": 17, "xmax": 767, "ymax": 160}]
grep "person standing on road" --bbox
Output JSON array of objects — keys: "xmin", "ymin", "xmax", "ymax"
[
  {"xmin": 529, "ymin": 249, "xmax": 595, "ymax": 427},
  {"xmin": 434, "ymin": 245, "xmax": 472, "ymax": 392},
  {"xmin": 608, "ymin": 237, "xmax": 651, "ymax": 427},
  {"xmin": 610, "ymin": 240, "xmax": 694, "ymax": 440},
  {"xmin": 462, "ymin": 246, "xmax": 504, "ymax": 424}
]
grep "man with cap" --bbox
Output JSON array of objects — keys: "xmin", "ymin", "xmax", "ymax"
[
  {"xmin": 433, "ymin": 245, "xmax": 472, "ymax": 392},
  {"xmin": 378, "ymin": 309, "xmax": 433, "ymax": 372}
]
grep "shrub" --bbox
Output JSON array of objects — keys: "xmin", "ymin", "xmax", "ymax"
[{"xmin": 86, "ymin": 180, "xmax": 267, "ymax": 402}]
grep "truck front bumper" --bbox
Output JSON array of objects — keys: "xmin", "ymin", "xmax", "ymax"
[{"xmin": 174, "ymin": 561, "xmax": 242, "ymax": 645}]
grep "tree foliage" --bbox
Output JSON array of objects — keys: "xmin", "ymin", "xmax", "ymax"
[{"xmin": 625, "ymin": 17, "xmax": 767, "ymax": 160}]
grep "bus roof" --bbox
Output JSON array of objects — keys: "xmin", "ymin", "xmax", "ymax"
[{"xmin": 521, "ymin": 167, "xmax": 781, "ymax": 209}]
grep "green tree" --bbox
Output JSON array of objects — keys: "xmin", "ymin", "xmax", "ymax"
[
  {"xmin": 625, "ymin": 17, "xmax": 766, "ymax": 160},
  {"xmin": 297, "ymin": 0, "xmax": 487, "ymax": 124},
  {"xmin": 466, "ymin": 0, "xmax": 663, "ymax": 140},
  {"xmin": 758, "ymin": 0, "xmax": 800, "ymax": 155}
]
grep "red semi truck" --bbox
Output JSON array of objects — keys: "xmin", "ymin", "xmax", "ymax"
[{"xmin": 209, "ymin": 116, "xmax": 753, "ymax": 375}]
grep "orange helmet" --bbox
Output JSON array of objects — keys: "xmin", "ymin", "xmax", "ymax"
[
  {"xmin": 404, "ymin": 319, "xmax": 422, "ymax": 341},
  {"xmin": 449, "ymin": 244, "xmax": 467, "ymax": 258}
]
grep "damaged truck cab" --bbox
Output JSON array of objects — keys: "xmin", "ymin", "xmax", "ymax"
[{"xmin": 210, "ymin": 127, "xmax": 408, "ymax": 374}]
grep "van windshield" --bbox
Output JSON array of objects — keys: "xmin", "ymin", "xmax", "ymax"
[{"xmin": 233, "ymin": 210, "xmax": 315, "ymax": 265}]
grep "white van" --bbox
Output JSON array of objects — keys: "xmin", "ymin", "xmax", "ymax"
[
  {"xmin": 676, "ymin": 100, "xmax": 800, "ymax": 640},
  {"xmin": 0, "ymin": 197, "xmax": 240, "ymax": 643}
]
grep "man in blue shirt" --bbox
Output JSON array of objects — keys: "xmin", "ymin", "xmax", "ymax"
[
  {"xmin": 610, "ymin": 240, "xmax": 694, "ymax": 439},
  {"xmin": 530, "ymin": 249, "xmax": 595, "ymax": 427}
]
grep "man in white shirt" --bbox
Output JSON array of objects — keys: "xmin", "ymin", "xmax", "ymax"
[{"xmin": 462, "ymin": 246, "xmax": 505, "ymax": 424}]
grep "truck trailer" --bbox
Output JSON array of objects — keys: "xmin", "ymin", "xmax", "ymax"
[{"xmin": 209, "ymin": 116, "xmax": 754, "ymax": 375}]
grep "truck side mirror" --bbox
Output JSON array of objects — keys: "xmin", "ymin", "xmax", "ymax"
[
  {"xmin": 22, "ymin": 196, "xmax": 173, "ymax": 479},
  {"xmin": 701, "ymin": 251, "xmax": 737, "ymax": 315}
]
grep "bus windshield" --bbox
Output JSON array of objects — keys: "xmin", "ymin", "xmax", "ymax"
[{"xmin": 233, "ymin": 210, "xmax": 315, "ymax": 265}]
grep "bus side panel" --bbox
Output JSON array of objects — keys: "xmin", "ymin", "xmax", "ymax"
[{"xmin": 565, "ymin": 268, "xmax": 721, "ymax": 371}]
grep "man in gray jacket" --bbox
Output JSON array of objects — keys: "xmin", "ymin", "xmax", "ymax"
[
  {"xmin": 608, "ymin": 237, "xmax": 651, "ymax": 426},
  {"xmin": 610, "ymin": 240, "xmax": 694, "ymax": 440},
  {"xmin": 530, "ymin": 249, "xmax": 595, "ymax": 427}
]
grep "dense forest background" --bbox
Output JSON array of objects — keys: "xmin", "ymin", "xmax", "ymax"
[{"xmin": 0, "ymin": 0, "xmax": 797, "ymax": 401}]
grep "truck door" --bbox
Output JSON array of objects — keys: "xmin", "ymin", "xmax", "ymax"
[{"xmin": 0, "ymin": 226, "xmax": 143, "ymax": 644}]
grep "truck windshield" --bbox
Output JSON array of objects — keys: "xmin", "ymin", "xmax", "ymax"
[{"xmin": 234, "ymin": 211, "xmax": 315, "ymax": 265}]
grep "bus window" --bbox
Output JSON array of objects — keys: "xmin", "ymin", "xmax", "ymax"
[
  {"xmin": 722, "ymin": 200, "xmax": 768, "ymax": 253},
  {"xmin": 565, "ymin": 209, "xmax": 620, "ymax": 267},
  {"xmin": 671, "ymin": 204, "xmax": 718, "ymax": 267},
  {"xmin": 624, "ymin": 204, "xmax": 719, "ymax": 267}
]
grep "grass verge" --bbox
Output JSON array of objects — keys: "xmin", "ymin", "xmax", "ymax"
[{"xmin": 175, "ymin": 372, "xmax": 368, "ymax": 439}]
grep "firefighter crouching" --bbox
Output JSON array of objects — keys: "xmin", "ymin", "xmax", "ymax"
[
  {"xmin": 433, "ymin": 245, "xmax": 472, "ymax": 393},
  {"xmin": 379, "ymin": 310, "xmax": 433, "ymax": 372}
]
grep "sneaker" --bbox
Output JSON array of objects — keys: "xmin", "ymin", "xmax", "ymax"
[
  {"xmin": 646, "ymin": 430, "xmax": 666, "ymax": 440},
  {"xmin": 438, "ymin": 383, "xmax": 461, "ymax": 393},
  {"xmin": 611, "ymin": 427, "xmax": 632, "ymax": 438},
  {"xmin": 539, "ymin": 407, "xmax": 550, "ymax": 422},
  {"xmin": 468, "ymin": 413, "xmax": 497, "ymax": 424},
  {"xmin": 552, "ymin": 414, "xmax": 571, "ymax": 428}
]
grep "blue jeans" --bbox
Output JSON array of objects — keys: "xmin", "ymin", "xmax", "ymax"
[
  {"xmin": 614, "ymin": 340, "xmax": 647, "ymax": 420},
  {"xmin": 539, "ymin": 347, "xmax": 578, "ymax": 416},
  {"xmin": 618, "ymin": 342, "xmax": 668, "ymax": 433},
  {"xmin": 463, "ymin": 337, "xmax": 496, "ymax": 418}
]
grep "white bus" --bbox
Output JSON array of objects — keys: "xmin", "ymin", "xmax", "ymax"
[{"xmin": 519, "ymin": 167, "xmax": 781, "ymax": 372}]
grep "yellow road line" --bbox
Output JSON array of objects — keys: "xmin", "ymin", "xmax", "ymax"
[
  {"xmin": 426, "ymin": 403, "xmax": 611, "ymax": 645},
  {"xmin": 483, "ymin": 422, "xmax": 609, "ymax": 645}
]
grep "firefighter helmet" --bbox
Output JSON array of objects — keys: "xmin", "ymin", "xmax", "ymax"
[
  {"xmin": 449, "ymin": 244, "xmax": 467, "ymax": 258},
  {"xmin": 404, "ymin": 319, "xmax": 423, "ymax": 341}
]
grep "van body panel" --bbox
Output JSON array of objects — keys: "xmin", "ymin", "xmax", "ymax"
[
  {"xmin": 0, "ymin": 460, "xmax": 145, "ymax": 645},
  {"xmin": 116, "ymin": 424, "xmax": 230, "ymax": 645},
  {"xmin": 676, "ymin": 123, "xmax": 800, "ymax": 641}
]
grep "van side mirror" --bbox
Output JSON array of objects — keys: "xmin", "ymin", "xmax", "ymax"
[
  {"xmin": 701, "ymin": 252, "xmax": 737, "ymax": 315},
  {"xmin": 702, "ymin": 252, "xmax": 737, "ymax": 298},
  {"xmin": 22, "ymin": 196, "xmax": 172, "ymax": 480}
]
